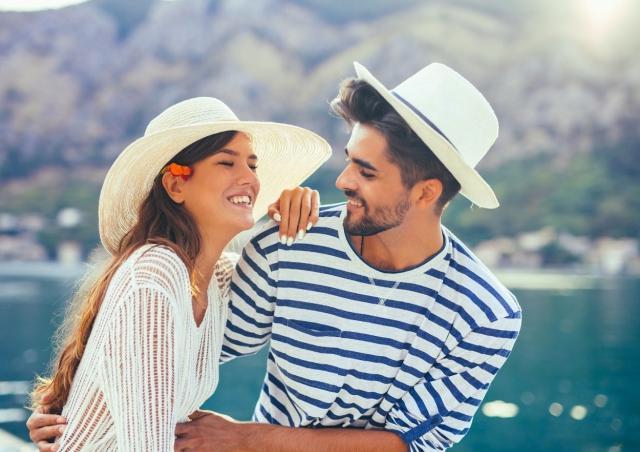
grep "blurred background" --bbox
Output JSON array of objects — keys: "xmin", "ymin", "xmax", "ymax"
[{"xmin": 0, "ymin": 0, "xmax": 639, "ymax": 450}]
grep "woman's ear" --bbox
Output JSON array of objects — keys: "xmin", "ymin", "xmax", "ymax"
[{"xmin": 162, "ymin": 172, "xmax": 186, "ymax": 204}]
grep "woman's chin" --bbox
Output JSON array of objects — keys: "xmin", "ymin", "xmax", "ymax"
[{"xmin": 230, "ymin": 214, "xmax": 255, "ymax": 233}]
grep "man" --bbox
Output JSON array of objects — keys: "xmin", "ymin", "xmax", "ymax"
[{"xmin": 29, "ymin": 62, "xmax": 521, "ymax": 451}]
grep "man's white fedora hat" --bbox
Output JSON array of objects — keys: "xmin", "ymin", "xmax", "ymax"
[
  {"xmin": 99, "ymin": 97, "xmax": 332, "ymax": 255},
  {"xmin": 353, "ymin": 61, "xmax": 499, "ymax": 208}
]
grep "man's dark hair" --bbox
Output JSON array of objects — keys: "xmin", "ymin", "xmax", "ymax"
[{"xmin": 330, "ymin": 78, "xmax": 461, "ymax": 213}]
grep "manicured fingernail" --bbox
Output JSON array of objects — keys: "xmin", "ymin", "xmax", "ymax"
[
  {"xmin": 297, "ymin": 230, "xmax": 305, "ymax": 240},
  {"xmin": 52, "ymin": 446, "xmax": 59, "ymax": 452},
  {"xmin": 57, "ymin": 417, "xmax": 66, "ymax": 423},
  {"xmin": 286, "ymin": 237, "xmax": 294, "ymax": 246},
  {"xmin": 273, "ymin": 213, "xmax": 281, "ymax": 222},
  {"xmin": 280, "ymin": 236, "xmax": 287, "ymax": 245},
  {"xmin": 59, "ymin": 425, "xmax": 65, "ymax": 433},
  {"xmin": 306, "ymin": 222, "xmax": 313, "ymax": 231}
]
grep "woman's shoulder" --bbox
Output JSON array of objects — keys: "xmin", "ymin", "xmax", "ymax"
[
  {"xmin": 214, "ymin": 251, "xmax": 239, "ymax": 293},
  {"xmin": 120, "ymin": 243, "xmax": 191, "ymax": 296}
]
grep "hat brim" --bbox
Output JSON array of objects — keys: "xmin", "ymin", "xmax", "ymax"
[
  {"xmin": 99, "ymin": 121, "xmax": 332, "ymax": 255},
  {"xmin": 353, "ymin": 62, "xmax": 499, "ymax": 209}
]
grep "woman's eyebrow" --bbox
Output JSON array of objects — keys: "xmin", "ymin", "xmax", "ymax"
[{"xmin": 218, "ymin": 149, "xmax": 258, "ymax": 160}]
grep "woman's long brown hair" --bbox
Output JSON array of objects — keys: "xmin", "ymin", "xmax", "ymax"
[{"xmin": 31, "ymin": 131, "xmax": 237, "ymax": 414}]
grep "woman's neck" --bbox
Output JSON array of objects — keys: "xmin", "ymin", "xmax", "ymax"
[{"xmin": 192, "ymin": 233, "xmax": 227, "ymax": 298}]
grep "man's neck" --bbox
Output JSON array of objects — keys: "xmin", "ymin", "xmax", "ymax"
[{"xmin": 351, "ymin": 219, "xmax": 444, "ymax": 272}]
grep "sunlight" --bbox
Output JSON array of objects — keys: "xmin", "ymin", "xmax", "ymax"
[
  {"xmin": 482, "ymin": 400, "xmax": 520, "ymax": 418},
  {"xmin": 579, "ymin": 0, "xmax": 629, "ymax": 38}
]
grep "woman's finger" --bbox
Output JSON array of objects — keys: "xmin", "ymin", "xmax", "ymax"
[
  {"xmin": 267, "ymin": 202, "xmax": 281, "ymax": 223},
  {"xmin": 285, "ymin": 188, "xmax": 303, "ymax": 245},
  {"xmin": 297, "ymin": 188, "xmax": 313, "ymax": 239},
  {"xmin": 308, "ymin": 189, "xmax": 320, "ymax": 230},
  {"xmin": 277, "ymin": 190, "xmax": 291, "ymax": 245}
]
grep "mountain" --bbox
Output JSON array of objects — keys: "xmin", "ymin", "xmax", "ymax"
[{"xmin": 1, "ymin": 0, "xmax": 639, "ymax": 250}]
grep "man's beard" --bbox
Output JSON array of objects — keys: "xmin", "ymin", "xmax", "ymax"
[{"xmin": 343, "ymin": 190, "xmax": 411, "ymax": 236}]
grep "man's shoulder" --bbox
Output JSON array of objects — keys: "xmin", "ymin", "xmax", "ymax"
[
  {"xmin": 249, "ymin": 203, "xmax": 345, "ymax": 247},
  {"xmin": 444, "ymin": 228, "xmax": 521, "ymax": 324},
  {"xmin": 318, "ymin": 202, "xmax": 345, "ymax": 219}
]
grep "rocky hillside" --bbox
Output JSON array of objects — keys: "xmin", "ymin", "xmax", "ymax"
[
  {"xmin": 1, "ymin": 0, "xmax": 639, "ymax": 251},
  {"xmin": 1, "ymin": 0, "xmax": 639, "ymax": 178}
]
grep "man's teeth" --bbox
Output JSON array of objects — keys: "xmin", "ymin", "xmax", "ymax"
[
  {"xmin": 348, "ymin": 199, "xmax": 363, "ymax": 207},
  {"xmin": 230, "ymin": 195, "xmax": 252, "ymax": 206}
]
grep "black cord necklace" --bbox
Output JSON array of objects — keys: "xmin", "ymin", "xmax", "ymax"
[{"xmin": 359, "ymin": 235, "xmax": 399, "ymax": 305}]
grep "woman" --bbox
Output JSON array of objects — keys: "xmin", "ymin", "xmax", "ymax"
[{"xmin": 29, "ymin": 97, "xmax": 331, "ymax": 450}]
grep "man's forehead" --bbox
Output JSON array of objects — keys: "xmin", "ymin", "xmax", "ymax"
[{"xmin": 346, "ymin": 123, "xmax": 389, "ymax": 157}]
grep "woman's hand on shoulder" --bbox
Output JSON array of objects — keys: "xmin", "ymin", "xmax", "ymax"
[{"xmin": 267, "ymin": 187, "xmax": 320, "ymax": 246}]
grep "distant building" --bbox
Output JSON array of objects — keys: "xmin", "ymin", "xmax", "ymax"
[
  {"xmin": 587, "ymin": 238, "xmax": 639, "ymax": 275},
  {"xmin": 0, "ymin": 233, "xmax": 47, "ymax": 261}
]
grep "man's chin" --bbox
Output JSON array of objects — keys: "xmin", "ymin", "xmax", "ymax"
[{"xmin": 344, "ymin": 219, "xmax": 372, "ymax": 236}]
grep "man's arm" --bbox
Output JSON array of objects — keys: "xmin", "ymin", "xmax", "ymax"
[
  {"xmin": 219, "ymin": 224, "xmax": 279, "ymax": 362},
  {"xmin": 175, "ymin": 411, "xmax": 407, "ymax": 452},
  {"xmin": 383, "ymin": 313, "xmax": 522, "ymax": 451}
]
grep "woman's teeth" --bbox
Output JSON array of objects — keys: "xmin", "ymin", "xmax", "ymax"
[{"xmin": 229, "ymin": 195, "xmax": 252, "ymax": 206}]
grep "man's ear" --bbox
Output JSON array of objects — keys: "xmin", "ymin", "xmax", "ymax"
[
  {"xmin": 412, "ymin": 178, "xmax": 442, "ymax": 210},
  {"xmin": 162, "ymin": 172, "xmax": 186, "ymax": 204}
]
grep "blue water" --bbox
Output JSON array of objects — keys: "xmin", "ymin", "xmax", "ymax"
[{"xmin": 1, "ymin": 271, "xmax": 638, "ymax": 451}]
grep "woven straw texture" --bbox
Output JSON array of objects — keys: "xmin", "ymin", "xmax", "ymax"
[{"xmin": 99, "ymin": 97, "xmax": 332, "ymax": 255}]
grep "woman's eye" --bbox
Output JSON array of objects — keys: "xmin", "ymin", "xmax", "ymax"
[
  {"xmin": 219, "ymin": 161, "xmax": 234, "ymax": 167},
  {"xmin": 250, "ymin": 165, "xmax": 258, "ymax": 172}
]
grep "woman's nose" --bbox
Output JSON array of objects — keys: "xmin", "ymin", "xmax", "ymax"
[{"xmin": 237, "ymin": 163, "xmax": 259, "ymax": 186}]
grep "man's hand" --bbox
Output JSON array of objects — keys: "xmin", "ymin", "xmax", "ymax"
[
  {"xmin": 26, "ymin": 409, "xmax": 66, "ymax": 452},
  {"xmin": 26, "ymin": 393, "xmax": 66, "ymax": 452},
  {"xmin": 175, "ymin": 410, "xmax": 250, "ymax": 452}
]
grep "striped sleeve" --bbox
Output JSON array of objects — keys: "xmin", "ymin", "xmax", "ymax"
[
  {"xmin": 385, "ymin": 313, "xmax": 522, "ymax": 451},
  {"xmin": 220, "ymin": 231, "xmax": 277, "ymax": 362}
]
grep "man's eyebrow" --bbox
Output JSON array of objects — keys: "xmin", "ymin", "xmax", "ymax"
[
  {"xmin": 219, "ymin": 149, "xmax": 258, "ymax": 160},
  {"xmin": 345, "ymin": 148, "xmax": 377, "ymax": 172}
]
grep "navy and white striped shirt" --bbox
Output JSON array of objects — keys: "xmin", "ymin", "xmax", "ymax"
[{"xmin": 221, "ymin": 203, "xmax": 521, "ymax": 451}]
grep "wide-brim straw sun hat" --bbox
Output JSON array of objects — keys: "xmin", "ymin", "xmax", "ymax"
[
  {"xmin": 353, "ymin": 61, "xmax": 500, "ymax": 209},
  {"xmin": 99, "ymin": 97, "xmax": 332, "ymax": 255}
]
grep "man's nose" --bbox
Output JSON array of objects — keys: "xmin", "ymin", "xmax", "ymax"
[{"xmin": 335, "ymin": 166, "xmax": 355, "ymax": 192}]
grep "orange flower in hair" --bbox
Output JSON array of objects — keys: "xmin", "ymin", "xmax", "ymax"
[{"xmin": 161, "ymin": 163, "xmax": 192, "ymax": 180}]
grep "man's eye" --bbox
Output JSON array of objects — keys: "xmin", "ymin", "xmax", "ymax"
[{"xmin": 361, "ymin": 171, "xmax": 374, "ymax": 179}]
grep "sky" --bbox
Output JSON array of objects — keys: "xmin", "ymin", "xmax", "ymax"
[
  {"xmin": 0, "ymin": 0, "xmax": 89, "ymax": 11},
  {"xmin": 0, "ymin": 0, "xmax": 184, "ymax": 10}
]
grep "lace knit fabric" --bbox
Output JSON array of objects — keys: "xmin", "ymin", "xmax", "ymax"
[{"xmin": 57, "ymin": 244, "xmax": 237, "ymax": 451}]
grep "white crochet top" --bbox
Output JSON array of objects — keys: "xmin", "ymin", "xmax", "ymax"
[{"xmin": 57, "ymin": 244, "xmax": 237, "ymax": 451}]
